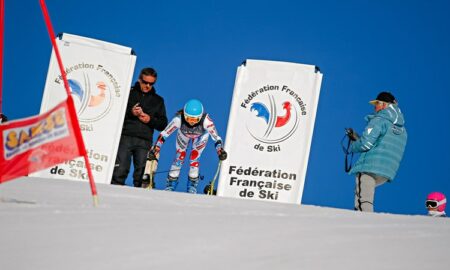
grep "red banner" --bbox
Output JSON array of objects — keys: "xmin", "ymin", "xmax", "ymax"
[{"xmin": 0, "ymin": 98, "xmax": 82, "ymax": 183}]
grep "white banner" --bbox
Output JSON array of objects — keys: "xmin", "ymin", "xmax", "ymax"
[
  {"xmin": 217, "ymin": 59, "xmax": 322, "ymax": 204},
  {"xmin": 31, "ymin": 33, "xmax": 136, "ymax": 184}
]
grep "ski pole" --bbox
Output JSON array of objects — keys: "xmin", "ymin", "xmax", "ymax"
[{"xmin": 206, "ymin": 161, "xmax": 221, "ymax": 195}]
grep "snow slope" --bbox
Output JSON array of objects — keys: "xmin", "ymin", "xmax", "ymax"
[{"xmin": 1, "ymin": 177, "xmax": 449, "ymax": 270}]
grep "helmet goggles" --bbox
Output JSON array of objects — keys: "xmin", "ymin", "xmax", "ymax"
[
  {"xmin": 425, "ymin": 198, "xmax": 446, "ymax": 208},
  {"xmin": 185, "ymin": 115, "xmax": 201, "ymax": 125}
]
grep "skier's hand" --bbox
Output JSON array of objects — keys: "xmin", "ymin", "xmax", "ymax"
[
  {"xmin": 147, "ymin": 145, "xmax": 160, "ymax": 160},
  {"xmin": 0, "ymin": 113, "xmax": 8, "ymax": 123},
  {"xmin": 345, "ymin": 128, "xmax": 359, "ymax": 141},
  {"xmin": 217, "ymin": 148, "xmax": 227, "ymax": 161}
]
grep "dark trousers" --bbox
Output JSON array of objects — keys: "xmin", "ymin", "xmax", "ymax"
[{"xmin": 111, "ymin": 135, "xmax": 152, "ymax": 187}]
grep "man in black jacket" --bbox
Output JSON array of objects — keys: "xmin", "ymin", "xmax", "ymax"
[{"xmin": 111, "ymin": 67, "xmax": 168, "ymax": 187}]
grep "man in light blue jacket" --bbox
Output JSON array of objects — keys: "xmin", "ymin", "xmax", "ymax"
[{"xmin": 347, "ymin": 92, "xmax": 407, "ymax": 212}]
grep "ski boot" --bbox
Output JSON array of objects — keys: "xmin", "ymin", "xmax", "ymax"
[
  {"xmin": 165, "ymin": 176, "xmax": 179, "ymax": 191},
  {"xmin": 187, "ymin": 176, "xmax": 199, "ymax": 194}
]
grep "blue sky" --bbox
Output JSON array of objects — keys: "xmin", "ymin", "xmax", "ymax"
[{"xmin": 2, "ymin": 0, "xmax": 449, "ymax": 215}]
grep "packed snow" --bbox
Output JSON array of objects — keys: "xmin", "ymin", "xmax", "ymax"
[{"xmin": 1, "ymin": 177, "xmax": 449, "ymax": 270}]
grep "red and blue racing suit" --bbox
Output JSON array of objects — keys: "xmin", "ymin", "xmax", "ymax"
[{"xmin": 154, "ymin": 112, "xmax": 223, "ymax": 180}]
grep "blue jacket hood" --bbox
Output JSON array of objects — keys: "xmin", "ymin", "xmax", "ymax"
[{"xmin": 366, "ymin": 104, "xmax": 405, "ymax": 128}]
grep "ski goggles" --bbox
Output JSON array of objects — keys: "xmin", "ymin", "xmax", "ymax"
[
  {"xmin": 425, "ymin": 198, "xmax": 446, "ymax": 208},
  {"xmin": 184, "ymin": 115, "xmax": 201, "ymax": 124}
]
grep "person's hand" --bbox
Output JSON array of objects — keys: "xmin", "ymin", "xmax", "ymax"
[
  {"xmin": 217, "ymin": 148, "xmax": 227, "ymax": 161},
  {"xmin": 345, "ymin": 128, "xmax": 359, "ymax": 141},
  {"xmin": 132, "ymin": 103, "xmax": 143, "ymax": 116},
  {"xmin": 147, "ymin": 145, "xmax": 160, "ymax": 161},
  {"xmin": 138, "ymin": 113, "xmax": 151, "ymax": 123},
  {"xmin": 0, "ymin": 113, "xmax": 7, "ymax": 123}
]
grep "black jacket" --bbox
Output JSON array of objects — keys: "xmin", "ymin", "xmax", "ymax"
[{"xmin": 121, "ymin": 82, "xmax": 168, "ymax": 142}]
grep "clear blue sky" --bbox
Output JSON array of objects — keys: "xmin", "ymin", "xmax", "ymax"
[{"xmin": 2, "ymin": 0, "xmax": 449, "ymax": 215}]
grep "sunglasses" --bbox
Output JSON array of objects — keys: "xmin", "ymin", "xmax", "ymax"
[
  {"xmin": 140, "ymin": 78, "xmax": 156, "ymax": 86},
  {"xmin": 426, "ymin": 199, "xmax": 446, "ymax": 208}
]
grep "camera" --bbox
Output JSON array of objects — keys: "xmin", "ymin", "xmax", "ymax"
[
  {"xmin": 345, "ymin": 128, "xmax": 353, "ymax": 136},
  {"xmin": 345, "ymin": 128, "xmax": 359, "ymax": 141}
]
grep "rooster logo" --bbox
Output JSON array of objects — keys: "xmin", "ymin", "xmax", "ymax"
[
  {"xmin": 247, "ymin": 94, "xmax": 300, "ymax": 144},
  {"xmin": 67, "ymin": 72, "xmax": 112, "ymax": 122},
  {"xmin": 69, "ymin": 79, "xmax": 107, "ymax": 110},
  {"xmin": 251, "ymin": 101, "xmax": 292, "ymax": 128}
]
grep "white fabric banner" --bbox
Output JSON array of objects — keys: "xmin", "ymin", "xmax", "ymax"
[
  {"xmin": 31, "ymin": 33, "xmax": 136, "ymax": 184},
  {"xmin": 217, "ymin": 59, "xmax": 322, "ymax": 204}
]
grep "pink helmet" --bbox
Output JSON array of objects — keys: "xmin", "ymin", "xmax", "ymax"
[{"xmin": 426, "ymin": 192, "xmax": 447, "ymax": 212}]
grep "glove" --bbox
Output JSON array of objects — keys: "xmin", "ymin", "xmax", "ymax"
[
  {"xmin": 217, "ymin": 148, "xmax": 227, "ymax": 161},
  {"xmin": 0, "ymin": 113, "xmax": 7, "ymax": 123},
  {"xmin": 147, "ymin": 145, "xmax": 160, "ymax": 161},
  {"xmin": 345, "ymin": 128, "xmax": 359, "ymax": 141}
]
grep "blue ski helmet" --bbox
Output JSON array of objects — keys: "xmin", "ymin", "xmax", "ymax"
[{"xmin": 184, "ymin": 99, "xmax": 204, "ymax": 118}]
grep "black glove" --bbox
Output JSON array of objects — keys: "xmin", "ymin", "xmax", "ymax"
[
  {"xmin": 147, "ymin": 145, "xmax": 160, "ymax": 161},
  {"xmin": 345, "ymin": 128, "xmax": 359, "ymax": 141},
  {"xmin": 217, "ymin": 148, "xmax": 227, "ymax": 161},
  {"xmin": 0, "ymin": 113, "xmax": 7, "ymax": 123}
]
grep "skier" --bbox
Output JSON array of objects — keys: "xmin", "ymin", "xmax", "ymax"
[
  {"xmin": 148, "ymin": 99, "xmax": 227, "ymax": 193},
  {"xmin": 426, "ymin": 192, "xmax": 446, "ymax": 217}
]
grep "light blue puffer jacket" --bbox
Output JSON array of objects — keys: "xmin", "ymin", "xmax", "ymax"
[{"xmin": 349, "ymin": 104, "xmax": 407, "ymax": 180}]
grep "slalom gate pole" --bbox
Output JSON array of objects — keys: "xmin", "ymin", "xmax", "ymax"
[
  {"xmin": 0, "ymin": 0, "xmax": 4, "ymax": 112},
  {"xmin": 39, "ymin": 0, "xmax": 98, "ymax": 206}
]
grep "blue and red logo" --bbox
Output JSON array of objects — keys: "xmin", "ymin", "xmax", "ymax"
[
  {"xmin": 68, "ymin": 74, "xmax": 113, "ymax": 123},
  {"xmin": 246, "ymin": 94, "xmax": 300, "ymax": 144},
  {"xmin": 250, "ymin": 101, "xmax": 292, "ymax": 128}
]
